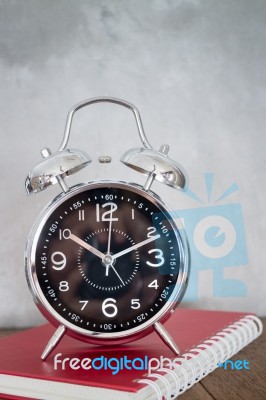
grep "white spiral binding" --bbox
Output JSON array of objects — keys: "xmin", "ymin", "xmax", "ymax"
[
  {"xmin": 137, "ymin": 378, "xmax": 161, "ymax": 400},
  {"xmin": 157, "ymin": 367, "xmax": 181, "ymax": 398},
  {"xmin": 148, "ymin": 373, "xmax": 172, "ymax": 400},
  {"xmin": 188, "ymin": 346, "xmax": 210, "ymax": 376},
  {"xmin": 137, "ymin": 314, "xmax": 262, "ymax": 399}
]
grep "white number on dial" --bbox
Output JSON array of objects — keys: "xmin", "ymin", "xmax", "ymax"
[
  {"xmin": 59, "ymin": 281, "xmax": 69, "ymax": 291},
  {"xmin": 146, "ymin": 249, "xmax": 165, "ymax": 267},
  {"xmin": 147, "ymin": 226, "xmax": 157, "ymax": 238},
  {"xmin": 79, "ymin": 300, "xmax": 88, "ymax": 310},
  {"xmin": 102, "ymin": 298, "xmax": 117, "ymax": 317},
  {"xmin": 51, "ymin": 251, "xmax": 66, "ymax": 270},
  {"xmin": 96, "ymin": 202, "xmax": 118, "ymax": 222},
  {"xmin": 131, "ymin": 299, "xmax": 140, "ymax": 309},
  {"xmin": 78, "ymin": 210, "xmax": 85, "ymax": 221},
  {"xmin": 148, "ymin": 279, "xmax": 159, "ymax": 289},
  {"xmin": 59, "ymin": 229, "xmax": 71, "ymax": 240}
]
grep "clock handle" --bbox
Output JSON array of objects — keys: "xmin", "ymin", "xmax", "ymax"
[
  {"xmin": 25, "ymin": 96, "xmax": 187, "ymax": 195},
  {"xmin": 58, "ymin": 97, "xmax": 153, "ymax": 152}
]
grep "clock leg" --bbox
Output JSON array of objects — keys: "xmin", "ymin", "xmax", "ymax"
[
  {"xmin": 153, "ymin": 322, "xmax": 180, "ymax": 355},
  {"xmin": 41, "ymin": 325, "xmax": 66, "ymax": 361}
]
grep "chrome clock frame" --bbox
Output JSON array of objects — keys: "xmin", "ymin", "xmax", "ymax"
[{"xmin": 26, "ymin": 181, "xmax": 189, "ymax": 347}]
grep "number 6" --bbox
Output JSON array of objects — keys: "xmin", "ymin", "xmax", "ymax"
[{"xmin": 102, "ymin": 298, "xmax": 117, "ymax": 317}]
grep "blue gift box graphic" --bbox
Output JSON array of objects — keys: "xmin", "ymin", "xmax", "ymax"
[{"xmin": 158, "ymin": 174, "xmax": 248, "ymax": 301}]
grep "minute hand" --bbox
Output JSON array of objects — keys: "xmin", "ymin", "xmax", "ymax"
[{"xmin": 112, "ymin": 234, "xmax": 161, "ymax": 260}]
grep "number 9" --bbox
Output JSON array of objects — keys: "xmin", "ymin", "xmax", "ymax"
[{"xmin": 51, "ymin": 251, "xmax": 66, "ymax": 270}]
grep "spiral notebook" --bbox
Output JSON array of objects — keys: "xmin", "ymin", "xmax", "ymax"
[{"xmin": 0, "ymin": 309, "xmax": 263, "ymax": 400}]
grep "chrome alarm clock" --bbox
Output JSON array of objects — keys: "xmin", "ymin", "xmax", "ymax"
[{"xmin": 25, "ymin": 97, "xmax": 189, "ymax": 360}]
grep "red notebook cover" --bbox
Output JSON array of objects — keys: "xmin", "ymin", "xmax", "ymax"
[{"xmin": 0, "ymin": 309, "xmax": 262, "ymax": 400}]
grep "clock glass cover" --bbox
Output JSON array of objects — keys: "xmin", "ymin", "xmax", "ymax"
[{"xmin": 27, "ymin": 181, "xmax": 187, "ymax": 341}]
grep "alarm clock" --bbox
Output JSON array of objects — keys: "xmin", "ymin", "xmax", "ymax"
[{"xmin": 25, "ymin": 97, "xmax": 189, "ymax": 360}]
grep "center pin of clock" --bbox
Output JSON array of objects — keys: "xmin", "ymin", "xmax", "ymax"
[{"xmin": 102, "ymin": 253, "xmax": 115, "ymax": 267}]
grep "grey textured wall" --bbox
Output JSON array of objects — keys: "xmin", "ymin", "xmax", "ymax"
[{"xmin": 0, "ymin": 0, "xmax": 265, "ymax": 327}]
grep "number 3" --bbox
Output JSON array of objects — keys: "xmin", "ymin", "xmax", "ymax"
[{"xmin": 146, "ymin": 249, "xmax": 165, "ymax": 267}]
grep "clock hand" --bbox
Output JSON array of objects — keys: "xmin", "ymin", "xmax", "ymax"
[
  {"xmin": 107, "ymin": 219, "xmax": 113, "ymax": 254},
  {"xmin": 105, "ymin": 218, "xmax": 113, "ymax": 277},
  {"xmin": 112, "ymin": 234, "xmax": 160, "ymax": 260},
  {"xmin": 69, "ymin": 233, "xmax": 105, "ymax": 260},
  {"xmin": 70, "ymin": 234, "xmax": 124, "ymax": 284},
  {"xmin": 110, "ymin": 265, "xmax": 125, "ymax": 285}
]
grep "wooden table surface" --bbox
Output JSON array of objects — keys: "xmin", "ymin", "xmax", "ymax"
[{"xmin": 0, "ymin": 319, "xmax": 265, "ymax": 400}]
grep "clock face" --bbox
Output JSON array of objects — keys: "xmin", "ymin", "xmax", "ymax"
[{"xmin": 27, "ymin": 182, "xmax": 188, "ymax": 339}]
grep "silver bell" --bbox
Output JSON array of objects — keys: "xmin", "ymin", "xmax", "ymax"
[
  {"xmin": 25, "ymin": 148, "xmax": 91, "ymax": 195},
  {"xmin": 121, "ymin": 145, "xmax": 187, "ymax": 191}
]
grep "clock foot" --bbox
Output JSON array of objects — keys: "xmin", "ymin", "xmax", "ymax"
[
  {"xmin": 153, "ymin": 321, "xmax": 180, "ymax": 355},
  {"xmin": 41, "ymin": 325, "xmax": 66, "ymax": 361}
]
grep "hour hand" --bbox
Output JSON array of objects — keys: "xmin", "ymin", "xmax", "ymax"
[
  {"xmin": 69, "ymin": 233, "xmax": 105, "ymax": 260},
  {"xmin": 112, "ymin": 234, "xmax": 160, "ymax": 260}
]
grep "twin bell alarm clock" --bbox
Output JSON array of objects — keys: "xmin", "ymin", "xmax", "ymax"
[{"xmin": 24, "ymin": 97, "xmax": 190, "ymax": 360}]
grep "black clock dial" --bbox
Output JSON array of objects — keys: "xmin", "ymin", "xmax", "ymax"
[{"xmin": 33, "ymin": 183, "xmax": 183, "ymax": 334}]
